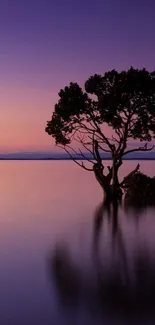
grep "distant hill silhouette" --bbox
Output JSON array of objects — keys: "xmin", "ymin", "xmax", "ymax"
[{"xmin": 0, "ymin": 151, "xmax": 155, "ymax": 160}]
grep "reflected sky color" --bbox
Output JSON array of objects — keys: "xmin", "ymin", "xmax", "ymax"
[
  {"xmin": 0, "ymin": 161, "xmax": 155, "ymax": 324},
  {"xmin": 0, "ymin": 0, "xmax": 155, "ymax": 152}
]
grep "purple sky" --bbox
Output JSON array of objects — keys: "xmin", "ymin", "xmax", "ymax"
[{"xmin": 0, "ymin": 0, "xmax": 155, "ymax": 152}]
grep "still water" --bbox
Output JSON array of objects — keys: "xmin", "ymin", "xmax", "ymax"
[{"xmin": 0, "ymin": 160, "xmax": 155, "ymax": 325}]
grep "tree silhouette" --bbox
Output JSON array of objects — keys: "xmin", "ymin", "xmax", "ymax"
[{"xmin": 45, "ymin": 67, "xmax": 155, "ymax": 202}]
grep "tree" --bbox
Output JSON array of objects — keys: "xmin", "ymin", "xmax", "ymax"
[{"xmin": 45, "ymin": 67, "xmax": 155, "ymax": 202}]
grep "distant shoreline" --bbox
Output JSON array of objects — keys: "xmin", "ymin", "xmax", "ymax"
[{"xmin": 0, "ymin": 158, "xmax": 155, "ymax": 161}]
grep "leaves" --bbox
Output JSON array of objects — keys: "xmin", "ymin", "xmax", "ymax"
[{"xmin": 45, "ymin": 67, "xmax": 155, "ymax": 160}]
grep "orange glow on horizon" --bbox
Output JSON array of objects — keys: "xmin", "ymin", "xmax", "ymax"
[{"xmin": 0, "ymin": 86, "xmax": 58, "ymax": 152}]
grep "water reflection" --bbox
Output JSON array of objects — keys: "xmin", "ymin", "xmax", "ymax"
[
  {"xmin": 48, "ymin": 244, "xmax": 80, "ymax": 307},
  {"xmin": 47, "ymin": 202, "xmax": 155, "ymax": 324}
]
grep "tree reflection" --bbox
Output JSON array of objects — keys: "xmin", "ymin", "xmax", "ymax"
[
  {"xmin": 124, "ymin": 197, "xmax": 155, "ymax": 215},
  {"xmin": 47, "ymin": 203, "xmax": 155, "ymax": 322},
  {"xmin": 48, "ymin": 244, "xmax": 80, "ymax": 308}
]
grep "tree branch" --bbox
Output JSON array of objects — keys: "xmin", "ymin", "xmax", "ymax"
[
  {"xmin": 79, "ymin": 122, "xmax": 96, "ymax": 134},
  {"xmin": 112, "ymin": 135, "xmax": 120, "ymax": 144},
  {"xmin": 87, "ymin": 134, "xmax": 112, "ymax": 153},
  {"xmin": 123, "ymin": 143, "xmax": 155, "ymax": 156},
  {"xmin": 94, "ymin": 139, "xmax": 102, "ymax": 164},
  {"xmin": 117, "ymin": 113, "xmax": 132, "ymax": 155},
  {"xmin": 66, "ymin": 144, "xmax": 94, "ymax": 164},
  {"xmin": 75, "ymin": 133, "xmax": 96, "ymax": 162},
  {"xmin": 57, "ymin": 145, "xmax": 94, "ymax": 171},
  {"xmin": 97, "ymin": 143, "xmax": 112, "ymax": 153},
  {"xmin": 78, "ymin": 148, "xmax": 94, "ymax": 163},
  {"xmin": 120, "ymin": 163, "xmax": 140, "ymax": 187},
  {"xmin": 115, "ymin": 128, "xmax": 123, "ymax": 138},
  {"xmin": 88, "ymin": 111, "xmax": 115, "ymax": 152}
]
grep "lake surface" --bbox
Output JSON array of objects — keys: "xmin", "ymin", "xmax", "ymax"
[{"xmin": 0, "ymin": 160, "xmax": 155, "ymax": 325}]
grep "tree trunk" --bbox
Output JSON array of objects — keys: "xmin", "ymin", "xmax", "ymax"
[
  {"xmin": 93, "ymin": 163, "xmax": 113, "ymax": 203},
  {"xmin": 93, "ymin": 159, "xmax": 122, "ymax": 202},
  {"xmin": 111, "ymin": 158, "xmax": 123, "ymax": 202},
  {"xmin": 93, "ymin": 160, "xmax": 123, "ymax": 203}
]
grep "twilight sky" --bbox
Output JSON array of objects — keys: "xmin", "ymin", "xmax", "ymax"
[{"xmin": 0, "ymin": 0, "xmax": 155, "ymax": 153}]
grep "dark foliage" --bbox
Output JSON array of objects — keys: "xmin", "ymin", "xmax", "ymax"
[
  {"xmin": 45, "ymin": 67, "xmax": 155, "ymax": 200},
  {"xmin": 124, "ymin": 171, "xmax": 155, "ymax": 205},
  {"xmin": 46, "ymin": 68, "xmax": 155, "ymax": 146}
]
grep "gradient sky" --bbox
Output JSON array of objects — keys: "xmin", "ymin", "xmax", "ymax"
[{"xmin": 1, "ymin": 0, "xmax": 155, "ymax": 153}]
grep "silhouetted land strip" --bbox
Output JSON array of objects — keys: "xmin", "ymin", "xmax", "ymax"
[{"xmin": 0, "ymin": 158, "xmax": 155, "ymax": 161}]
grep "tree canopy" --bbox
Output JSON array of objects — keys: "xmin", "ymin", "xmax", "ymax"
[{"xmin": 45, "ymin": 67, "xmax": 155, "ymax": 200}]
